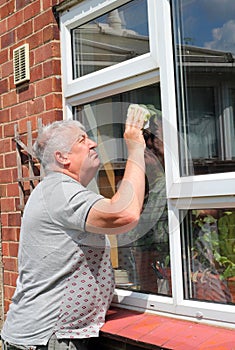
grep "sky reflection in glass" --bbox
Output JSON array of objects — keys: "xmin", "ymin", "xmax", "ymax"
[{"xmin": 180, "ymin": 0, "xmax": 235, "ymax": 54}]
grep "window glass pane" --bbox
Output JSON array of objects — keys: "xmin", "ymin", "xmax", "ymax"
[
  {"xmin": 72, "ymin": 0, "xmax": 149, "ymax": 78},
  {"xmin": 172, "ymin": 0, "xmax": 235, "ymax": 175},
  {"xmin": 181, "ymin": 209, "xmax": 235, "ymax": 304},
  {"xmin": 73, "ymin": 84, "xmax": 171, "ymax": 296}
]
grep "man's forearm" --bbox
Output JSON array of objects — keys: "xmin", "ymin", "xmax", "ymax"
[{"xmin": 117, "ymin": 148, "xmax": 145, "ymax": 214}]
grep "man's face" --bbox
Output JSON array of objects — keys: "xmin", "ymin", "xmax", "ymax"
[{"xmin": 67, "ymin": 129, "xmax": 100, "ymax": 185}]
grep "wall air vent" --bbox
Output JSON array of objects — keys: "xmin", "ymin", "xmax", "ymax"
[{"xmin": 13, "ymin": 44, "xmax": 30, "ymax": 85}]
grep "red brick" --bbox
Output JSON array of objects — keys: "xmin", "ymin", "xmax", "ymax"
[
  {"xmin": 30, "ymin": 64, "xmax": 43, "ymax": 83},
  {"xmin": 1, "ymin": 197, "xmax": 16, "ymax": 212},
  {"xmin": 0, "ymin": 17, "xmax": 7, "ymax": 34},
  {"xmin": 43, "ymin": 24, "xmax": 60, "ymax": 43},
  {"xmin": 1, "ymin": 31, "xmax": 15, "ymax": 49},
  {"xmin": 8, "ymin": 212, "xmax": 21, "ymax": 226},
  {"xmin": 45, "ymin": 93, "xmax": 62, "ymax": 110},
  {"xmin": 0, "ymin": 1, "xmax": 15, "ymax": 20},
  {"xmin": 3, "ymin": 122, "xmax": 15, "ymax": 138},
  {"xmin": 4, "ymin": 271, "xmax": 18, "ymax": 288},
  {"xmin": 7, "ymin": 183, "xmax": 19, "ymax": 197},
  {"xmin": 10, "ymin": 226, "xmax": 20, "ymax": 242},
  {"xmin": 35, "ymin": 77, "xmax": 59, "ymax": 96},
  {"xmin": 0, "ymin": 139, "xmax": 12, "ymax": 154},
  {"xmin": 3, "ymin": 271, "xmax": 11, "ymax": 285},
  {"xmin": 9, "ymin": 74, "xmax": 16, "ymax": 90},
  {"xmin": 24, "ymin": 1, "xmax": 40, "ymax": 21},
  {"xmin": 0, "ymin": 184, "xmax": 7, "ymax": 197},
  {"xmin": 0, "ymin": 154, "xmax": 4, "ymax": 168},
  {"xmin": 5, "ymin": 152, "xmax": 17, "ymax": 168},
  {"xmin": 0, "ymin": 109, "xmax": 10, "ymax": 123},
  {"xmin": 0, "ymin": 48, "xmax": 8, "ymax": 65},
  {"xmin": 15, "ymin": 0, "xmax": 32, "ymax": 11},
  {"xmin": 17, "ymin": 84, "xmax": 35, "ymax": 103},
  {"xmin": 2, "ymin": 242, "xmax": 9, "ymax": 257},
  {"xmin": 2, "ymin": 60, "xmax": 13, "ymax": 78},
  {"xmin": 27, "ymin": 97, "xmax": 44, "ymax": 115},
  {"xmin": 9, "ymin": 242, "xmax": 19, "ymax": 257},
  {"xmin": 7, "ymin": 10, "xmax": 24, "ymax": 31},
  {"xmin": 3, "ymin": 257, "xmax": 18, "ymax": 272},
  {"xmin": 52, "ymin": 41, "xmax": 61, "ymax": 58},
  {"xmin": 54, "ymin": 76, "xmax": 61, "ymax": 92},
  {"xmin": 1, "ymin": 213, "xmax": 8, "ymax": 227},
  {"xmin": 12, "ymin": 167, "xmax": 18, "ymax": 181},
  {"xmin": 28, "ymin": 31, "xmax": 43, "ymax": 50},
  {"xmin": 10, "ymin": 102, "xmax": 27, "ymax": 121},
  {"xmin": 41, "ymin": 109, "xmax": 62, "ymax": 125},
  {"xmin": 2, "ymin": 91, "xmax": 17, "ymax": 108},
  {"xmin": 0, "ymin": 169, "xmax": 14, "ymax": 183},
  {"xmin": 0, "ymin": 78, "xmax": 8, "ymax": 94},
  {"xmin": 43, "ymin": 59, "xmax": 61, "ymax": 77},
  {"xmin": 42, "ymin": 0, "xmax": 60, "ymax": 11},
  {"xmin": 34, "ymin": 42, "xmax": 61, "ymax": 65},
  {"xmin": 34, "ymin": 9, "xmax": 55, "ymax": 32},
  {"xmin": 17, "ymin": 20, "xmax": 33, "ymax": 40}
]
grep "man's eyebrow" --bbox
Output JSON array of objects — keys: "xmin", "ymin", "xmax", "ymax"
[{"xmin": 76, "ymin": 133, "xmax": 87, "ymax": 142}]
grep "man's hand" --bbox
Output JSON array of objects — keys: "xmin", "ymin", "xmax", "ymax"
[{"xmin": 124, "ymin": 104, "xmax": 149, "ymax": 151}]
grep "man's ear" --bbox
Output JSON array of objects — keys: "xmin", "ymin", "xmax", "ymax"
[{"xmin": 54, "ymin": 151, "xmax": 70, "ymax": 166}]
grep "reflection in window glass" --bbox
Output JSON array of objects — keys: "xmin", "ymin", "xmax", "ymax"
[
  {"xmin": 181, "ymin": 209, "xmax": 235, "ymax": 304},
  {"xmin": 172, "ymin": 0, "xmax": 235, "ymax": 175},
  {"xmin": 187, "ymin": 87, "xmax": 218, "ymax": 161},
  {"xmin": 73, "ymin": 84, "xmax": 171, "ymax": 296},
  {"xmin": 72, "ymin": 0, "xmax": 149, "ymax": 78}
]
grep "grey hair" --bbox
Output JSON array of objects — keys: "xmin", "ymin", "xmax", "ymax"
[{"xmin": 33, "ymin": 120, "xmax": 85, "ymax": 173}]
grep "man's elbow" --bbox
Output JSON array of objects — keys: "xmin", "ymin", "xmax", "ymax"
[
  {"xmin": 85, "ymin": 203, "xmax": 142, "ymax": 234},
  {"xmin": 117, "ymin": 210, "xmax": 141, "ymax": 231}
]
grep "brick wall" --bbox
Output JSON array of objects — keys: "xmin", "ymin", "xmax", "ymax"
[{"xmin": 0, "ymin": 0, "xmax": 63, "ymax": 320}]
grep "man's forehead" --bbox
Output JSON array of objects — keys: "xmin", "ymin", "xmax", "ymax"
[
  {"xmin": 72, "ymin": 128, "xmax": 87, "ymax": 143},
  {"xmin": 76, "ymin": 128, "xmax": 87, "ymax": 137}
]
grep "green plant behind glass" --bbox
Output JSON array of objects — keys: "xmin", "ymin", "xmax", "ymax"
[{"xmin": 192, "ymin": 210, "xmax": 235, "ymax": 280}]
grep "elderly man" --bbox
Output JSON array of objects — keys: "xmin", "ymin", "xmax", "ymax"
[{"xmin": 1, "ymin": 106, "xmax": 146, "ymax": 350}]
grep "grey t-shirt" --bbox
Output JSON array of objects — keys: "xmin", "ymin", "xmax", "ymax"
[{"xmin": 1, "ymin": 172, "xmax": 115, "ymax": 345}]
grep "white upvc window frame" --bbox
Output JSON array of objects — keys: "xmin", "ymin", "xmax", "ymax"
[
  {"xmin": 60, "ymin": 0, "xmax": 159, "ymax": 98},
  {"xmin": 158, "ymin": 0, "xmax": 235, "ymax": 327},
  {"xmin": 60, "ymin": 0, "xmax": 235, "ymax": 329}
]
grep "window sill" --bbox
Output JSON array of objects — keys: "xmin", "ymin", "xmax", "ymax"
[{"xmin": 101, "ymin": 307, "xmax": 235, "ymax": 349}]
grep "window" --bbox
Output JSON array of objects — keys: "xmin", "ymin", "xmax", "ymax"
[
  {"xmin": 169, "ymin": 0, "xmax": 235, "ymax": 325},
  {"xmin": 60, "ymin": 0, "xmax": 235, "ymax": 327},
  {"xmin": 72, "ymin": 0, "xmax": 149, "ymax": 78},
  {"xmin": 181, "ymin": 209, "xmax": 235, "ymax": 304},
  {"xmin": 73, "ymin": 84, "xmax": 171, "ymax": 296},
  {"xmin": 172, "ymin": 0, "xmax": 235, "ymax": 176},
  {"xmin": 60, "ymin": 0, "xmax": 158, "ymax": 96}
]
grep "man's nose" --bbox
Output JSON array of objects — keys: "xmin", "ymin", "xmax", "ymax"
[{"xmin": 88, "ymin": 138, "xmax": 98, "ymax": 148}]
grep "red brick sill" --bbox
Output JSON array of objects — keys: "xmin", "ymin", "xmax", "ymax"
[{"xmin": 101, "ymin": 307, "xmax": 235, "ymax": 349}]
